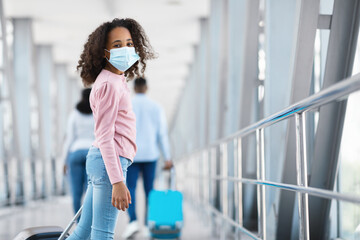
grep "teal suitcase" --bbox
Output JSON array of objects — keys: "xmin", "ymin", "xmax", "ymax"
[{"xmin": 147, "ymin": 190, "xmax": 183, "ymax": 239}]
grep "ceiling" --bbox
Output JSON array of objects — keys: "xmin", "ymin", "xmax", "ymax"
[{"xmin": 3, "ymin": 0, "xmax": 210, "ymax": 121}]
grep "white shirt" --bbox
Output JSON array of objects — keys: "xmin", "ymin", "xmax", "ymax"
[
  {"xmin": 132, "ymin": 94, "xmax": 171, "ymax": 162},
  {"xmin": 62, "ymin": 109, "xmax": 95, "ymax": 163}
]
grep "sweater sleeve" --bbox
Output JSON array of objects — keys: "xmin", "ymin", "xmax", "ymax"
[{"xmin": 95, "ymin": 82, "xmax": 124, "ymax": 184}]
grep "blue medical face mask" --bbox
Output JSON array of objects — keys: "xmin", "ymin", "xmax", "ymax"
[{"xmin": 104, "ymin": 47, "xmax": 140, "ymax": 72}]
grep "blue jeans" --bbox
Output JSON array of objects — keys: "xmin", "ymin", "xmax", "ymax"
[
  {"xmin": 67, "ymin": 147, "xmax": 132, "ymax": 240},
  {"xmin": 67, "ymin": 149, "xmax": 88, "ymax": 215},
  {"xmin": 127, "ymin": 160, "xmax": 157, "ymax": 224}
]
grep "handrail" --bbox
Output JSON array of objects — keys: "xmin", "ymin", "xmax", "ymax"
[
  {"xmin": 219, "ymin": 73, "xmax": 360, "ymax": 143},
  {"xmin": 175, "ymin": 73, "xmax": 360, "ymax": 240},
  {"xmin": 187, "ymin": 174, "xmax": 360, "ymax": 205},
  {"xmin": 178, "ymin": 73, "xmax": 360, "ymax": 160}
]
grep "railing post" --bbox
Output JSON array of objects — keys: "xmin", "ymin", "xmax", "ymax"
[
  {"xmin": 209, "ymin": 147, "xmax": 216, "ymax": 236},
  {"xmin": 256, "ymin": 129, "xmax": 266, "ymax": 239},
  {"xmin": 221, "ymin": 143, "xmax": 228, "ymax": 217},
  {"xmin": 295, "ymin": 113, "xmax": 310, "ymax": 240},
  {"xmin": 201, "ymin": 151, "xmax": 207, "ymax": 220},
  {"xmin": 234, "ymin": 137, "xmax": 243, "ymax": 239},
  {"xmin": 197, "ymin": 153, "xmax": 201, "ymax": 207},
  {"xmin": 220, "ymin": 143, "xmax": 228, "ymax": 239}
]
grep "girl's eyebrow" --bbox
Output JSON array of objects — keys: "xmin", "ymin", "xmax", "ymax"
[
  {"xmin": 111, "ymin": 40, "xmax": 122, "ymax": 44},
  {"xmin": 111, "ymin": 39, "xmax": 132, "ymax": 44}
]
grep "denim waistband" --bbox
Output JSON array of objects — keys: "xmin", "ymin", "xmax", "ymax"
[
  {"xmin": 88, "ymin": 146, "xmax": 101, "ymax": 155},
  {"xmin": 88, "ymin": 146, "xmax": 131, "ymax": 162}
]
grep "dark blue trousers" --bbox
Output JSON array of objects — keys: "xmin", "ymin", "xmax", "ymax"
[{"xmin": 126, "ymin": 160, "xmax": 157, "ymax": 224}]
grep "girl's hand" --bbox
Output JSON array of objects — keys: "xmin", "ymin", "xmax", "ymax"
[{"xmin": 112, "ymin": 182, "xmax": 131, "ymax": 211}]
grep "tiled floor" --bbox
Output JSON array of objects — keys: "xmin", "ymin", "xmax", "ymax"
[{"xmin": 0, "ymin": 181, "xmax": 214, "ymax": 240}]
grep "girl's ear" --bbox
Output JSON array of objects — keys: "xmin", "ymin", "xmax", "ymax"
[{"xmin": 104, "ymin": 49, "xmax": 109, "ymax": 60}]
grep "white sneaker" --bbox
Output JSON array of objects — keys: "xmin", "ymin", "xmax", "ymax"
[
  {"xmin": 142, "ymin": 226, "xmax": 151, "ymax": 237},
  {"xmin": 122, "ymin": 220, "xmax": 139, "ymax": 239}
]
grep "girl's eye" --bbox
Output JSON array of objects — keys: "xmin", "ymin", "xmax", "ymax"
[
  {"xmin": 127, "ymin": 43, "xmax": 133, "ymax": 47},
  {"xmin": 114, "ymin": 44, "xmax": 121, "ymax": 48}
]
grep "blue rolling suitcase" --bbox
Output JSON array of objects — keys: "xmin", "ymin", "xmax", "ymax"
[{"xmin": 147, "ymin": 169, "xmax": 183, "ymax": 239}]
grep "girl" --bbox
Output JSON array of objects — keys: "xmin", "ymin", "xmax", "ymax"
[{"xmin": 67, "ymin": 18, "xmax": 155, "ymax": 240}]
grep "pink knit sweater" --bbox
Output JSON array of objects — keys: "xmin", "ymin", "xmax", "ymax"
[{"xmin": 90, "ymin": 69, "xmax": 137, "ymax": 184}]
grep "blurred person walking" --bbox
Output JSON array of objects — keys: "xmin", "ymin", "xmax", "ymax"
[
  {"xmin": 62, "ymin": 88, "xmax": 94, "ymax": 215},
  {"xmin": 122, "ymin": 77, "xmax": 173, "ymax": 239},
  {"xmin": 66, "ymin": 18, "xmax": 155, "ymax": 240}
]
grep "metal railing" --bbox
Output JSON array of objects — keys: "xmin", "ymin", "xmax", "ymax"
[{"xmin": 175, "ymin": 73, "xmax": 360, "ymax": 240}]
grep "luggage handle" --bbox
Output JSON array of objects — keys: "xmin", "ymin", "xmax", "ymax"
[
  {"xmin": 58, "ymin": 205, "xmax": 83, "ymax": 240},
  {"xmin": 159, "ymin": 166, "xmax": 176, "ymax": 191},
  {"xmin": 170, "ymin": 167, "xmax": 176, "ymax": 191}
]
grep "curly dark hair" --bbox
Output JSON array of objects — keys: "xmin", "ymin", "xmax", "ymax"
[
  {"xmin": 77, "ymin": 18, "xmax": 156, "ymax": 86},
  {"xmin": 76, "ymin": 88, "xmax": 92, "ymax": 114}
]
